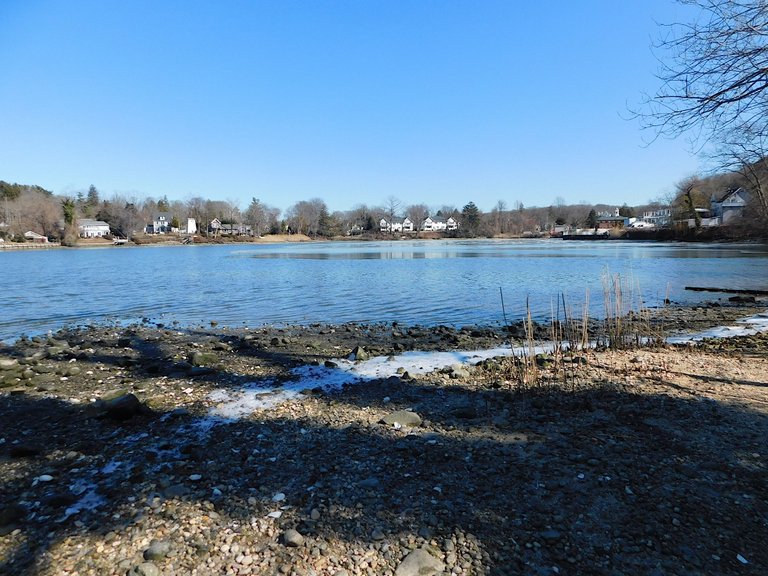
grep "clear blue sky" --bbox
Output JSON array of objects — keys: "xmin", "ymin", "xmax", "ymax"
[{"xmin": 0, "ymin": 0, "xmax": 701, "ymax": 212}]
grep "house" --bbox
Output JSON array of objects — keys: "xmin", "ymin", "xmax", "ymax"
[
  {"xmin": 146, "ymin": 212, "xmax": 173, "ymax": 234},
  {"xmin": 219, "ymin": 223, "xmax": 253, "ymax": 236},
  {"xmin": 379, "ymin": 217, "xmax": 414, "ymax": 233},
  {"xmin": 641, "ymin": 208, "xmax": 672, "ymax": 227},
  {"xmin": 711, "ymin": 187, "xmax": 749, "ymax": 224},
  {"xmin": 78, "ymin": 218, "xmax": 111, "ymax": 238},
  {"xmin": 597, "ymin": 208, "xmax": 629, "ymax": 229},
  {"xmin": 24, "ymin": 231, "xmax": 48, "ymax": 243},
  {"xmin": 422, "ymin": 216, "xmax": 447, "ymax": 231}
]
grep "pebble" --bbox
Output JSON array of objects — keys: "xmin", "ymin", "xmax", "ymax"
[
  {"xmin": 126, "ymin": 563, "xmax": 160, "ymax": 576},
  {"xmin": 283, "ymin": 528, "xmax": 304, "ymax": 547},
  {"xmin": 143, "ymin": 539, "xmax": 171, "ymax": 561}
]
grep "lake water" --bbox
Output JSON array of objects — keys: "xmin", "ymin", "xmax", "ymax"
[{"xmin": 2, "ymin": 239, "xmax": 767, "ymax": 342}]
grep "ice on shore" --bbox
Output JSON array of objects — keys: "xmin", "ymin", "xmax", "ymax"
[
  {"xmin": 208, "ymin": 311, "xmax": 768, "ymax": 418},
  {"xmin": 666, "ymin": 311, "xmax": 768, "ymax": 344}
]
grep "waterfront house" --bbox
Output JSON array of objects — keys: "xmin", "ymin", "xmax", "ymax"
[
  {"xmin": 597, "ymin": 208, "xmax": 629, "ymax": 229},
  {"xmin": 641, "ymin": 208, "xmax": 672, "ymax": 227},
  {"xmin": 78, "ymin": 218, "xmax": 111, "ymax": 238},
  {"xmin": 24, "ymin": 230, "xmax": 48, "ymax": 243},
  {"xmin": 422, "ymin": 216, "xmax": 445, "ymax": 231},
  {"xmin": 379, "ymin": 217, "xmax": 414, "ymax": 233},
  {"xmin": 219, "ymin": 223, "xmax": 253, "ymax": 236},
  {"xmin": 711, "ymin": 187, "xmax": 749, "ymax": 224},
  {"xmin": 146, "ymin": 212, "xmax": 173, "ymax": 234}
]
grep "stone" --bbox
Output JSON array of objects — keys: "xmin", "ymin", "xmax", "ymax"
[
  {"xmin": 381, "ymin": 410, "xmax": 422, "ymax": 428},
  {"xmin": 450, "ymin": 405, "xmax": 478, "ymax": 419},
  {"xmin": 358, "ymin": 477, "xmax": 381, "ymax": 490},
  {"xmin": 143, "ymin": 539, "xmax": 172, "ymax": 561},
  {"xmin": 190, "ymin": 351, "xmax": 218, "ymax": 367},
  {"xmin": 395, "ymin": 548, "xmax": 445, "ymax": 576},
  {"xmin": 164, "ymin": 484, "xmax": 188, "ymax": 499},
  {"xmin": 126, "ymin": 562, "xmax": 160, "ymax": 576},
  {"xmin": 103, "ymin": 393, "xmax": 144, "ymax": 420},
  {"xmin": 450, "ymin": 365, "xmax": 471, "ymax": 379},
  {"xmin": 9, "ymin": 444, "xmax": 43, "ymax": 458},
  {"xmin": 0, "ymin": 504, "xmax": 26, "ymax": 527},
  {"xmin": 283, "ymin": 528, "xmax": 304, "ymax": 547},
  {"xmin": 0, "ymin": 358, "xmax": 19, "ymax": 370},
  {"xmin": 349, "ymin": 346, "xmax": 369, "ymax": 361}
]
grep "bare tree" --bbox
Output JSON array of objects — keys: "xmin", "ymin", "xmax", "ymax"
[
  {"xmin": 405, "ymin": 203, "xmax": 429, "ymax": 235},
  {"xmin": 384, "ymin": 195, "xmax": 401, "ymax": 235},
  {"xmin": 639, "ymin": 0, "xmax": 768, "ymax": 219},
  {"xmin": 286, "ymin": 198, "xmax": 328, "ymax": 236}
]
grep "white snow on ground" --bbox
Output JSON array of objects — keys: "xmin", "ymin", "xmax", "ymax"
[
  {"xmin": 666, "ymin": 311, "xmax": 768, "ymax": 343},
  {"xmin": 208, "ymin": 343, "xmax": 553, "ymax": 419},
  {"xmin": 208, "ymin": 311, "xmax": 768, "ymax": 418}
]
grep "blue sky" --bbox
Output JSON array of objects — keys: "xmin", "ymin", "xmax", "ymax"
[{"xmin": 0, "ymin": 1, "xmax": 701, "ymax": 212}]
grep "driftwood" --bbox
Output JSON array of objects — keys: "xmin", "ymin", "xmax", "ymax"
[{"xmin": 685, "ymin": 286, "xmax": 768, "ymax": 296}]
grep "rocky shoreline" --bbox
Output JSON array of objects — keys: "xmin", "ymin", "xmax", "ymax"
[{"xmin": 1, "ymin": 301, "xmax": 767, "ymax": 575}]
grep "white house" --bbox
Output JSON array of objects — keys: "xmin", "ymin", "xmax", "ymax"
[
  {"xmin": 379, "ymin": 217, "xmax": 414, "ymax": 233},
  {"xmin": 24, "ymin": 230, "xmax": 49, "ymax": 243},
  {"xmin": 78, "ymin": 219, "xmax": 111, "ymax": 238},
  {"xmin": 422, "ymin": 216, "xmax": 450, "ymax": 231},
  {"xmin": 641, "ymin": 208, "xmax": 672, "ymax": 227},
  {"xmin": 711, "ymin": 187, "xmax": 749, "ymax": 224},
  {"xmin": 146, "ymin": 212, "xmax": 173, "ymax": 234}
]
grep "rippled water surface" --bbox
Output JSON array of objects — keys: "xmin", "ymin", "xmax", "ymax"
[{"xmin": 2, "ymin": 239, "xmax": 767, "ymax": 342}]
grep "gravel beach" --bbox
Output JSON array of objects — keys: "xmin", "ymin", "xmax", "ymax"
[{"xmin": 1, "ymin": 300, "xmax": 767, "ymax": 576}]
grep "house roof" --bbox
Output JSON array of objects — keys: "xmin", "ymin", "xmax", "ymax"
[
  {"xmin": 712, "ymin": 187, "xmax": 747, "ymax": 203},
  {"xmin": 78, "ymin": 219, "xmax": 110, "ymax": 227}
]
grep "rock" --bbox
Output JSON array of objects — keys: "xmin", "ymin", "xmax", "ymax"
[
  {"xmin": 395, "ymin": 548, "xmax": 446, "ymax": 576},
  {"xmin": 164, "ymin": 484, "xmax": 188, "ymax": 499},
  {"xmin": 126, "ymin": 562, "xmax": 160, "ymax": 576},
  {"xmin": 190, "ymin": 351, "xmax": 218, "ymax": 367},
  {"xmin": 349, "ymin": 346, "xmax": 369, "ymax": 361},
  {"xmin": 449, "ymin": 365, "xmax": 471, "ymax": 379},
  {"xmin": 358, "ymin": 477, "xmax": 381, "ymax": 490},
  {"xmin": 9, "ymin": 444, "xmax": 43, "ymax": 458},
  {"xmin": 381, "ymin": 410, "xmax": 422, "ymax": 428},
  {"xmin": 729, "ymin": 295, "xmax": 755, "ymax": 304},
  {"xmin": 143, "ymin": 539, "xmax": 172, "ymax": 561},
  {"xmin": 540, "ymin": 529, "xmax": 561, "ymax": 541},
  {"xmin": 0, "ymin": 358, "xmax": 19, "ymax": 370},
  {"xmin": 103, "ymin": 393, "xmax": 144, "ymax": 421},
  {"xmin": 0, "ymin": 504, "xmax": 26, "ymax": 527},
  {"xmin": 450, "ymin": 405, "xmax": 478, "ymax": 419},
  {"xmin": 283, "ymin": 528, "xmax": 304, "ymax": 547}
]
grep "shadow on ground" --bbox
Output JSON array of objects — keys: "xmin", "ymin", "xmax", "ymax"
[{"xmin": 1, "ymin": 328, "xmax": 767, "ymax": 576}]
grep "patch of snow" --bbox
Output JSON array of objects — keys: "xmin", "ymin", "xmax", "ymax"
[
  {"xmin": 60, "ymin": 480, "xmax": 106, "ymax": 521},
  {"xmin": 667, "ymin": 311, "xmax": 768, "ymax": 344},
  {"xmin": 206, "ymin": 310, "xmax": 768, "ymax": 419}
]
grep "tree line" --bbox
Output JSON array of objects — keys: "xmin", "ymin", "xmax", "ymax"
[{"xmin": 1, "ymin": 180, "xmax": 669, "ymax": 242}]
